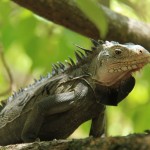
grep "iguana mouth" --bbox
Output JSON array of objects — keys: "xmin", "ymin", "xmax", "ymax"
[
  {"xmin": 108, "ymin": 56, "xmax": 150, "ymax": 73},
  {"xmin": 99, "ymin": 56, "xmax": 150, "ymax": 86}
]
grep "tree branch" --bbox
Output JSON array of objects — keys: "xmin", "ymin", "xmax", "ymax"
[
  {"xmin": 11, "ymin": 0, "xmax": 150, "ymax": 50},
  {"xmin": 0, "ymin": 134, "xmax": 150, "ymax": 150}
]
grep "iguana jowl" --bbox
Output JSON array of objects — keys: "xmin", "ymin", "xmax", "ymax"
[{"xmin": 0, "ymin": 40, "xmax": 150, "ymax": 145}]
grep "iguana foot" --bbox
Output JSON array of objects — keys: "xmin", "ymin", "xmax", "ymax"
[{"xmin": 21, "ymin": 134, "xmax": 38, "ymax": 143}]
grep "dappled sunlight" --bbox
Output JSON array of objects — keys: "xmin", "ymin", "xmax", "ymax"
[{"xmin": 6, "ymin": 43, "xmax": 32, "ymax": 73}]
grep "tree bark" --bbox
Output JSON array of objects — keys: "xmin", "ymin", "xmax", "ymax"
[
  {"xmin": 11, "ymin": 0, "xmax": 150, "ymax": 50},
  {"xmin": 0, "ymin": 134, "xmax": 150, "ymax": 150}
]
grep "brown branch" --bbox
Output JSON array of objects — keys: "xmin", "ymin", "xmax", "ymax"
[
  {"xmin": 0, "ymin": 44, "xmax": 14, "ymax": 96},
  {"xmin": 11, "ymin": 0, "xmax": 150, "ymax": 51},
  {"xmin": 0, "ymin": 134, "xmax": 150, "ymax": 150}
]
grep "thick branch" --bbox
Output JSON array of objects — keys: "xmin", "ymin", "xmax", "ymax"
[
  {"xmin": 11, "ymin": 0, "xmax": 150, "ymax": 50},
  {"xmin": 1, "ymin": 134, "xmax": 150, "ymax": 150}
]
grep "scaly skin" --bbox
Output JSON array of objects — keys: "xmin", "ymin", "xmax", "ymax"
[{"xmin": 0, "ymin": 40, "xmax": 149, "ymax": 145}]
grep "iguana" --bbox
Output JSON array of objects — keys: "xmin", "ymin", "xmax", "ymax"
[{"xmin": 0, "ymin": 39, "xmax": 150, "ymax": 146}]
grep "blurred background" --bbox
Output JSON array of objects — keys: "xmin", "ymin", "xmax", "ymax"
[{"xmin": 0, "ymin": 0, "xmax": 150, "ymax": 138}]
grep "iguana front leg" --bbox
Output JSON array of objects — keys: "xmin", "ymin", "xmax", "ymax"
[
  {"xmin": 90, "ymin": 106, "xmax": 106, "ymax": 137},
  {"xmin": 21, "ymin": 82, "xmax": 89, "ymax": 143}
]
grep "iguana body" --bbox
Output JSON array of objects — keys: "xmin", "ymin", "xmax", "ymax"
[{"xmin": 0, "ymin": 40, "xmax": 149, "ymax": 145}]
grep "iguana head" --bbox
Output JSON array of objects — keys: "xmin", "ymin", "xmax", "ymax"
[
  {"xmin": 90, "ymin": 40, "xmax": 150, "ymax": 86},
  {"xmin": 51, "ymin": 39, "xmax": 150, "ymax": 88}
]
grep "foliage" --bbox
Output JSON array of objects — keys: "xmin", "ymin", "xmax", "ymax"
[
  {"xmin": 76, "ymin": 0, "xmax": 108, "ymax": 38},
  {"xmin": 111, "ymin": 0, "xmax": 150, "ymax": 22},
  {"xmin": 0, "ymin": 0, "xmax": 150, "ymax": 138}
]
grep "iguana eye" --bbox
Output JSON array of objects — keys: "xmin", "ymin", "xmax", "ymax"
[{"xmin": 115, "ymin": 49, "xmax": 122, "ymax": 55}]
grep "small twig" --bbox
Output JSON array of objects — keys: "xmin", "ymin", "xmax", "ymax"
[{"xmin": 0, "ymin": 44, "xmax": 14, "ymax": 97}]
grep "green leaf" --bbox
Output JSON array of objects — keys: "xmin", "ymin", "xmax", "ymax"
[{"xmin": 76, "ymin": 0, "xmax": 108, "ymax": 38}]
